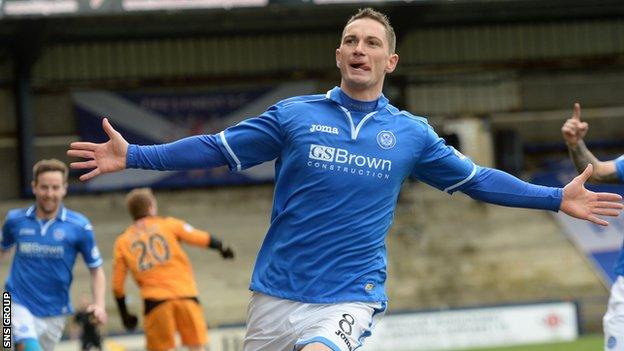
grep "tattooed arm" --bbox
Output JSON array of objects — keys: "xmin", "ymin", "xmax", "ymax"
[
  {"xmin": 567, "ymin": 140, "xmax": 619, "ymax": 183},
  {"xmin": 562, "ymin": 103, "xmax": 620, "ymax": 184}
]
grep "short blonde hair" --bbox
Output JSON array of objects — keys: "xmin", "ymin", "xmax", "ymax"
[
  {"xmin": 33, "ymin": 159, "xmax": 68, "ymax": 184},
  {"xmin": 343, "ymin": 8, "xmax": 396, "ymax": 54},
  {"xmin": 126, "ymin": 188, "xmax": 156, "ymax": 220}
]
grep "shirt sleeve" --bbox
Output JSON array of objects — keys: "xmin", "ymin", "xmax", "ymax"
[
  {"xmin": 410, "ymin": 124, "xmax": 477, "ymax": 193},
  {"xmin": 410, "ymin": 124, "xmax": 562, "ymax": 211},
  {"xmin": 461, "ymin": 167, "xmax": 563, "ymax": 212},
  {"xmin": 127, "ymin": 106, "xmax": 284, "ymax": 173},
  {"xmin": 169, "ymin": 218, "xmax": 210, "ymax": 248},
  {"xmin": 1, "ymin": 215, "xmax": 15, "ymax": 250},
  {"xmin": 615, "ymin": 155, "xmax": 624, "ymax": 182},
  {"xmin": 127, "ymin": 134, "xmax": 228, "ymax": 170},
  {"xmin": 213, "ymin": 105, "xmax": 285, "ymax": 172},
  {"xmin": 111, "ymin": 239, "xmax": 128, "ymax": 298},
  {"xmin": 77, "ymin": 222, "xmax": 103, "ymax": 268}
]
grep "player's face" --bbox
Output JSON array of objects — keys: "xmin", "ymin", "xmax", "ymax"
[
  {"xmin": 336, "ymin": 18, "xmax": 398, "ymax": 98},
  {"xmin": 32, "ymin": 171, "xmax": 67, "ymax": 218}
]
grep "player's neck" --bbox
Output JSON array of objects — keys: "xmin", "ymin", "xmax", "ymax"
[
  {"xmin": 338, "ymin": 90, "xmax": 378, "ymax": 112},
  {"xmin": 36, "ymin": 208, "xmax": 59, "ymax": 220},
  {"xmin": 134, "ymin": 215, "xmax": 155, "ymax": 226},
  {"xmin": 339, "ymin": 82, "xmax": 382, "ymax": 102}
]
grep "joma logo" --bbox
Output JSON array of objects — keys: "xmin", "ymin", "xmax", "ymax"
[{"xmin": 310, "ymin": 124, "xmax": 339, "ymax": 135}]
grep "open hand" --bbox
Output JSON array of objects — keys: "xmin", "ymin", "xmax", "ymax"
[
  {"xmin": 67, "ymin": 118, "xmax": 129, "ymax": 181},
  {"xmin": 560, "ymin": 164, "xmax": 623, "ymax": 226}
]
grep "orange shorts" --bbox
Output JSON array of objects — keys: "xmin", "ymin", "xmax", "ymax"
[{"xmin": 143, "ymin": 298, "xmax": 208, "ymax": 351}]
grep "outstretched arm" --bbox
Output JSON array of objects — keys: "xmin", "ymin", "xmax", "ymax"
[
  {"xmin": 173, "ymin": 219, "xmax": 235, "ymax": 260},
  {"xmin": 68, "ymin": 118, "xmax": 227, "ymax": 180},
  {"xmin": 68, "ymin": 108, "xmax": 284, "ymax": 181},
  {"xmin": 412, "ymin": 122, "xmax": 623, "ymax": 226},
  {"xmin": 562, "ymin": 103, "xmax": 619, "ymax": 183},
  {"xmin": 461, "ymin": 164, "xmax": 622, "ymax": 226}
]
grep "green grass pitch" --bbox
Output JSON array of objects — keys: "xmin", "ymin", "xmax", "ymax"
[{"xmin": 463, "ymin": 334, "xmax": 602, "ymax": 351}]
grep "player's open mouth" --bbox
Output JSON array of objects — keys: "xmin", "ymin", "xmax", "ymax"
[{"xmin": 350, "ymin": 63, "xmax": 370, "ymax": 71}]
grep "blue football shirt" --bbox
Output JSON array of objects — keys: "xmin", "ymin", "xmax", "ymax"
[
  {"xmin": 611, "ymin": 155, "xmax": 624, "ymax": 276},
  {"xmin": 213, "ymin": 87, "xmax": 477, "ymax": 303},
  {"xmin": 128, "ymin": 87, "xmax": 561, "ymax": 303},
  {"xmin": 1, "ymin": 205, "xmax": 103, "ymax": 317},
  {"xmin": 616, "ymin": 155, "xmax": 624, "ymax": 182}
]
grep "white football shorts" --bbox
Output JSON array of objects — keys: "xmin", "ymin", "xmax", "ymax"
[
  {"xmin": 604, "ymin": 275, "xmax": 624, "ymax": 351},
  {"xmin": 12, "ymin": 303, "xmax": 66, "ymax": 351},
  {"xmin": 244, "ymin": 292, "xmax": 386, "ymax": 351}
]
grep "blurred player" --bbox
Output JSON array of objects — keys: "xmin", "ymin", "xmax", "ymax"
[
  {"xmin": 1, "ymin": 159, "xmax": 106, "ymax": 351},
  {"xmin": 72, "ymin": 293, "xmax": 103, "ymax": 351},
  {"xmin": 561, "ymin": 103, "xmax": 624, "ymax": 351},
  {"xmin": 69, "ymin": 8, "xmax": 623, "ymax": 351},
  {"xmin": 112, "ymin": 188, "xmax": 234, "ymax": 351}
]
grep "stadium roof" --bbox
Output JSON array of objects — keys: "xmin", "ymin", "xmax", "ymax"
[{"xmin": 0, "ymin": 0, "xmax": 622, "ymax": 45}]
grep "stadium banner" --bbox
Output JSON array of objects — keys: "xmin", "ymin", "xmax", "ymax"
[
  {"xmin": 56, "ymin": 301, "xmax": 577, "ymax": 351},
  {"xmin": 363, "ymin": 301, "xmax": 578, "ymax": 351},
  {"xmin": 531, "ymin": 159, "xmax": 624, "ymax": 286},
  {"xmin": 554, "ymin": 212, "xmax": 624, "ymax": 286},
  {"xmin": 71, "ymin": 81, "xmax": 317, "ymax": 192}
]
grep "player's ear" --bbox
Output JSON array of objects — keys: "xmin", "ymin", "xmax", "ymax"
[
  {"xmin": 61, "ymin": 182, "xmax": 68, "ymax": 197},
  {"xmin": 336, "ymin": 48, "xmax": 342, "ymax": 68},
  {"xmin": 385, "ymin": 53, "xmax": 399, "ymax": 73}
]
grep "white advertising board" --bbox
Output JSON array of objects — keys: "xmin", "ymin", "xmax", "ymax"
[
  {"xmin": 363, "ymin": 301, "xmax": 578, "ymax": 351},
  {"xmin": 56, "ymin": 301, "xmax": 577, "ymax": 351}
]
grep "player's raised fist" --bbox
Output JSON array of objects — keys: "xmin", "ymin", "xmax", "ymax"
[{"xmin": 561, "ymin": 103, "xmax": 589, "ymax": 147}]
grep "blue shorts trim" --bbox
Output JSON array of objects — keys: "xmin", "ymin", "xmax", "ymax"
[
  {"xmin": 295, "ymin": 336, "xmax": 342, "ymax": 351},
  {"xmin": 354, "ymin": 300, "xmax": 387, "ymax": 350},
  {"xmin": 18, "ymin": 338, "xmax": 43, "ymax": 351}
]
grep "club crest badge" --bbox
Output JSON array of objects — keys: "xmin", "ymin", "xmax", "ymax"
[
  {"xmin": 53, "ymin": 229, "xmax": 65, "ymax": 241},
  {"xmin": 376, "ymin": 130, "xmax": 396, "ymax": 149}
]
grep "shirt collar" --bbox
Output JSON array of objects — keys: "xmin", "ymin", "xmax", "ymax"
[
  {"xmin": 325, "ymin": 86, "xmax": 389, "ymax": 111},
  {"xmin": 26, "ymin": 204, "xmax": 67, "ymax": 221}
]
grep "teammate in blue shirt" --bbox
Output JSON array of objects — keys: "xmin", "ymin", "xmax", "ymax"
[
  {"xmin": 1, "ymin": 159, "xmax": 106, "ymax": 351},
  {"xmin": 69, "ymin": 8, "xmax": 623, "ymax": 351},
  {"xmin": 561, "ymin": 103, "xmax": 624, "ymax": 351}
]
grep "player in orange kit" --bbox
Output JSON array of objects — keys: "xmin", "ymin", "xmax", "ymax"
[{"xmin": 112, "ymin": 188, "xmax": 234, "ymax": 351}]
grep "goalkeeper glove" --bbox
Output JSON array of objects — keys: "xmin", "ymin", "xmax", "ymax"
[
  {"xmin": 115, "ymin": 296, "xmax": 138, "ymax": 331},
  {"xmin": 220, "ymin": 246, "xmax": 235, "ymax": 259},
  {"xmin": 122, "ymin": 313, "xmax": 138, "ymax": 331},
  {"xmin": 208, "ymin": 237, "xmax": 235, "ymax": 260}
]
